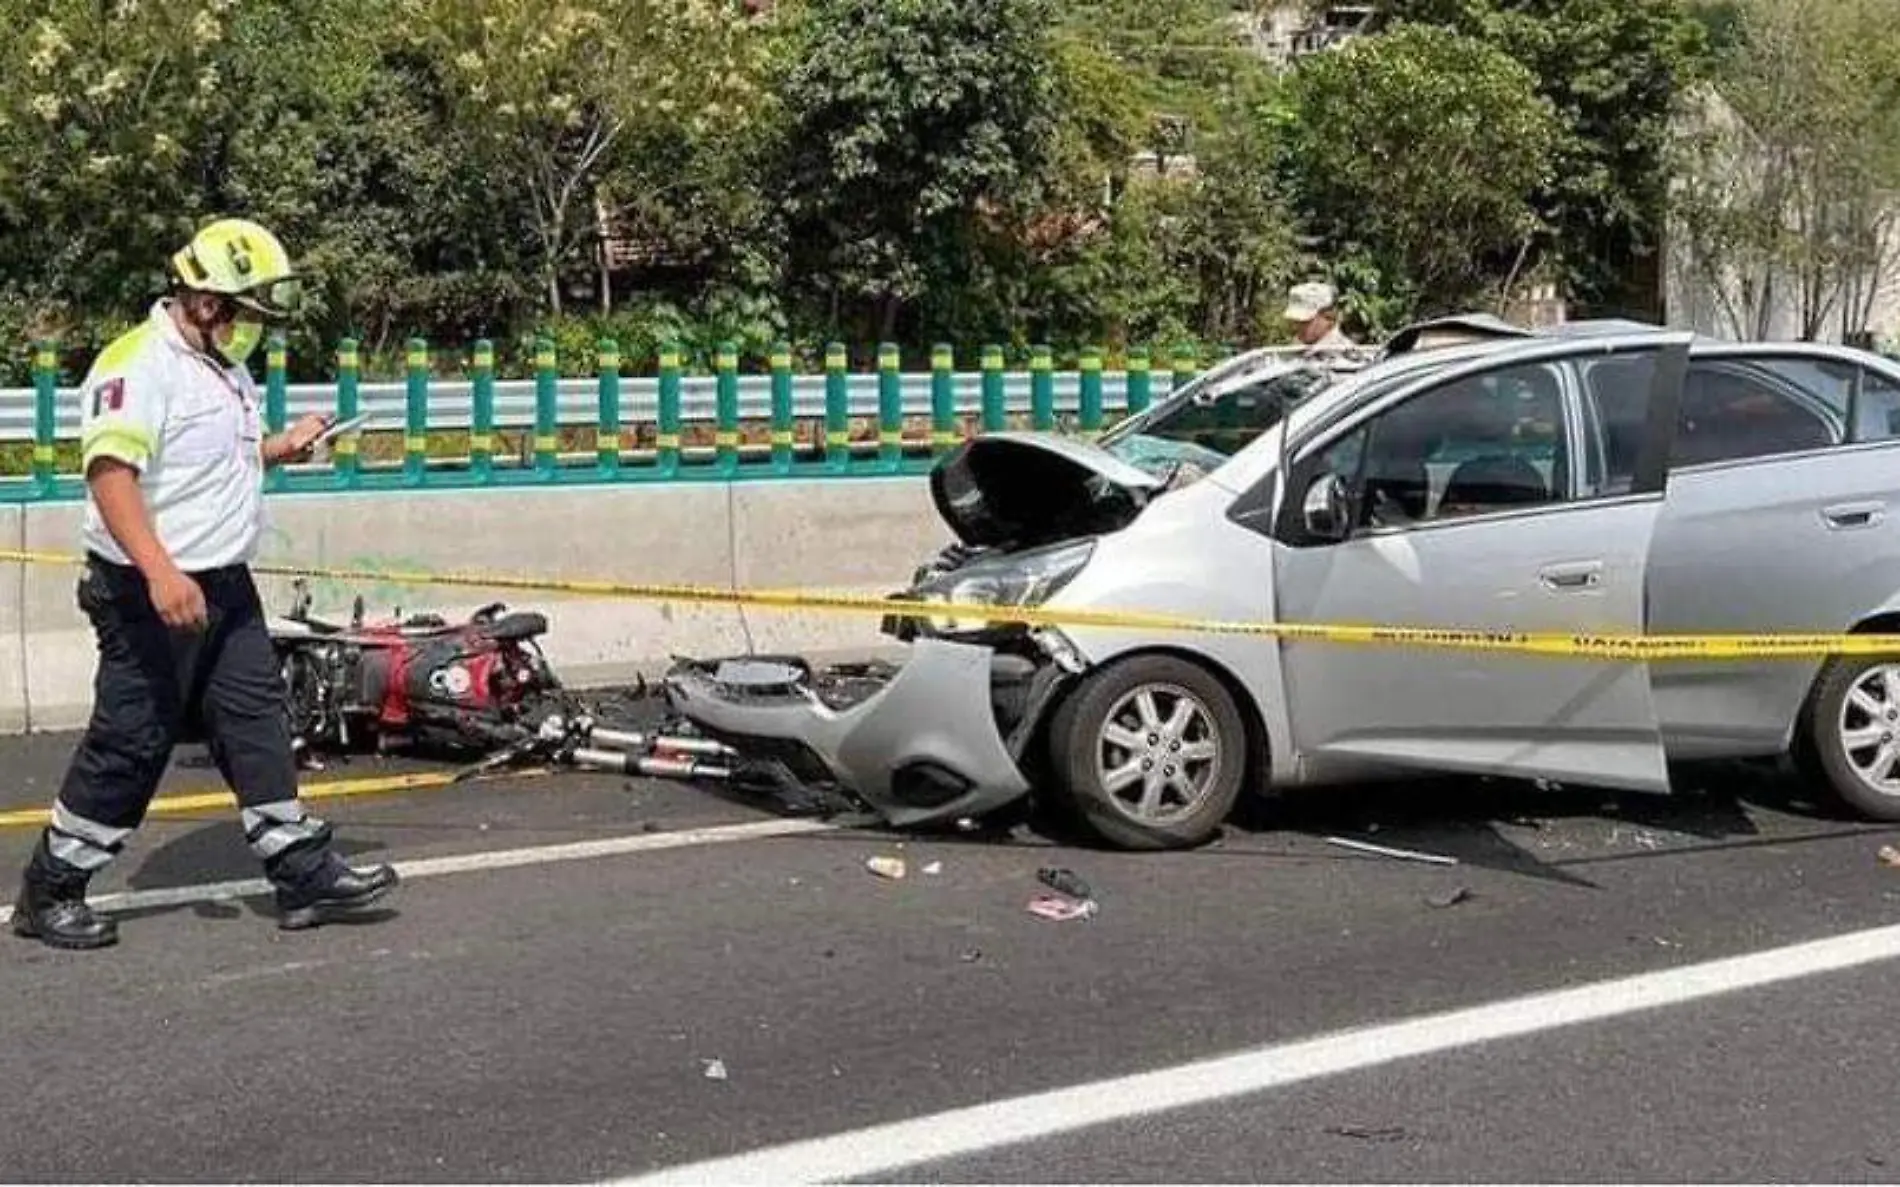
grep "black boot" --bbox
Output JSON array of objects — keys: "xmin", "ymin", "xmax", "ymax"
[
  {"xmin": 11, "ymin": 837, "xmax": 117, "ymax": 951},
  {"xmin": 269, "ymin": 848, "xmax": 400, "ymax": 932}
]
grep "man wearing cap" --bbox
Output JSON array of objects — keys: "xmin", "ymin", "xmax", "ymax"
[
  {"xmin": 10, "ymin": 218, "xmax": 400, "ymax": 951},
  {"xmin": 1284, "ymin": 281, "xmax": 1359, "ymax": 351}
]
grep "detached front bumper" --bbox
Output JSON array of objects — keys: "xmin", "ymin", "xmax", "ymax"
[{"xmin": 661, "ymin": 639, "xmax": 1053, "ymax": 827}]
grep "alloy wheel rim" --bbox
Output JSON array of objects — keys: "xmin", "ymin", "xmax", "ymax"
[
  {"xmin": 1838, "ymin": 664, "xmax": 1900, "ymax": 798},
  {"xmin": 1095, "ymin": 683, "xmax": 1222, "ymax": 824}
]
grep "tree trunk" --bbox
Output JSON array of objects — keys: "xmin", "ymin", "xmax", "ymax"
[{"xmin": 545, "ymin": 206, "xmax": 567, "ymax": 317}]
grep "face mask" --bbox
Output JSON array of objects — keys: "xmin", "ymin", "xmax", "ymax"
[{"xmin": 218, "ymin": 315, "xmax": 265, "ymax": 366}]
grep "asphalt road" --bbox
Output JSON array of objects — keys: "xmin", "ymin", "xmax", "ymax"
[{"xmin": 2, "ymin": 727, "xmax": 1898, "ymax": 1183}]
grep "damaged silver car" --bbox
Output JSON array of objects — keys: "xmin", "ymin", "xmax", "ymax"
[{"xmin": 665, "ymin": 317, "xmax": 1900, "ymax": 849}]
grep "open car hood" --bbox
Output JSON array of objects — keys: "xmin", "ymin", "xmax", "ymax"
[{"xmin": 929, "ymin": 432, "xmax": 1162, "ymax": 550}]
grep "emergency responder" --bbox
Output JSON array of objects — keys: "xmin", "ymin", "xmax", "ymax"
[
  {"xmin": 10, "ymin": 218, "xmax": 399, "ymax": 951},
  {"xmin": 1284, "ymin": 281, "xmax": 1360, "ymax": 351}
]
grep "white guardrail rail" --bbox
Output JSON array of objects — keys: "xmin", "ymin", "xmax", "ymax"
[{"xmin": 0, "ymin": 373, "xmax": 1161, "ymax": 440}]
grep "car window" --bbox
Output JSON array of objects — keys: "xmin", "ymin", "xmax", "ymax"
[
  {"xmin": 1851, "ymin": 364, "xmax": 1900, "ymax": 441},
  {"xmin": 1670, "ymin": 359, "xmax": 1843, "ymax": 467},
  {"xmin": 1576, "ymin": 353, "xmax": 1659, "ymax": 497},
  {"xmin": 1312, "ymin": 361, "xmax": 1568, "ymax": 530},
  {"xmin": 1102, "ymin": 366, "xmax": 1339, "ymax": 487}
]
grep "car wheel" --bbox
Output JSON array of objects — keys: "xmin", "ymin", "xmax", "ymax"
[
  {"xmin": 1804, "ymin": 656, "xmax": 1900, "ymax": 822},
  {"xmin": 1045, "ymin": 654, "xmax": 1248, "ymax": 850}
]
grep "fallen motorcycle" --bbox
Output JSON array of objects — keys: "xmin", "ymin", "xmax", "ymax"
[
  {"xmin": 265, "ymin": 582, "xmax": 854, "ymax": 816},
  {"xmin": 269, "ymin": 579, "xmax": 564, "ymax": 759}
]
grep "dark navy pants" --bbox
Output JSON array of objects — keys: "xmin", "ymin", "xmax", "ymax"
[{"xmin": 38, "ymin": 555, "xmax": 330, "ymax": 880}]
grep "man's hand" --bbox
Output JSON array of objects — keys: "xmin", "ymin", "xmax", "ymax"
[
  {"xmin": 148, "ymin": 564, "xmax": 208, "ymax": 631},
  {"xmin": 265, "ymin": 413, "xmax": 334, "ymax": 467}
]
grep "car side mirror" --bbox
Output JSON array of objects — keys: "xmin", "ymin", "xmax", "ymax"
[{"xmin": 1301, "ymin": 472, "xmax": 1352, "ymax": 542}]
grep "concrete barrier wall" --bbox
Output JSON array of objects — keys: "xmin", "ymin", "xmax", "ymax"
[
  {"xmin": 4, "ymin": 478, "xmax": 950, "ymax": 735},
  {"xmin": 0, "ymin": 504, "xmax": 24, "ymax": 734}
]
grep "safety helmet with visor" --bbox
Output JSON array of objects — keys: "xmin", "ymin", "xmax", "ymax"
[{"xmin": 169, "ymin": 217, "xmax": 302, "ymax": 366}]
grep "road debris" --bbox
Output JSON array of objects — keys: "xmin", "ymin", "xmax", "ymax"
[
  {"xmin": 1037, "ymin": 867, "xmax": 1093, "ymax": 900},
  {"xmin": 923, "ymin": 861, "xmax": 943, "ymax": 876},
  {"xmin": 1027, "ymin": 893, "xmax": 1098, "ymax": 922},
  {"xmin": 958, "ymin": 949, "xmax": 984, "ymax": 963},
  {"xmin": 701, "ymin": 1059, "xmax": 728, "ymax": 1081},
  {"xmin": 1324, "ymin": 836, "xmax": 1459, "ymax": 866},
  {"xmin": 1878, "ymin": 844, "xmax": 1900, "ymax": 868},
  {"xmin": 1325, "ymin": 1125, "xmax": 1410, "ymax": 1143},
  {"xmin": 865, "ymin": 855, "xmax": 907, "ymax": 880},
  {"xmin": 1425, "ymin": 886, "xmax": 1473, "ymax": 909}
]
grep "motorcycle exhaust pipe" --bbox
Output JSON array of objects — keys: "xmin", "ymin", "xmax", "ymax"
[
  {"xmin": 586, "ymin": 726, "xmax": 735, "ymax": 759},
  {"xmin": 569, "ymin": 747, "xmax": 732, "ymax": 781}
]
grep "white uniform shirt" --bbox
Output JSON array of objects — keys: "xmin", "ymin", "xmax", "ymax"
[{"xmin": 78, "ymin": 299, "xmax": 267, "ymax": 573}]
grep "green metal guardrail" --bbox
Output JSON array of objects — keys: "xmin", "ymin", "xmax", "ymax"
[{"xmin": 2, "ymin": 335, "xmax": 1206, "ymax": 504}]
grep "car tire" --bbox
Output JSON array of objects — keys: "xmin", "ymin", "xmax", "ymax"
[
  {"xmin": 1045, "ymin": 654, "xmax": 1249, "ymax": 851},
  {"xmin": 1802, "ymin": 655, "xmax": 1900, "ymax": 822}
]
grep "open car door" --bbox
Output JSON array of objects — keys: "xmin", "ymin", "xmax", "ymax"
[{"xmin": 1263, "ymin": 332, "xmax": 1689, "ymax": 792}]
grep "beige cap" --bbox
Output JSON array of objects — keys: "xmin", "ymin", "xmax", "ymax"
[{"xmin": 1283, "ymin": 281, "xmax": 1337, "ymax": 322}]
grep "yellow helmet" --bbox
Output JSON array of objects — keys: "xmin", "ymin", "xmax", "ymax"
[{"xmin": 170, "ymin": 217, "xmax": 301, "ymax": 320}]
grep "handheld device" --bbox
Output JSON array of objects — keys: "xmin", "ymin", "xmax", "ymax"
[{"xmin": 314, "ymin": 413, "xmax": 377, "ymax": 446}]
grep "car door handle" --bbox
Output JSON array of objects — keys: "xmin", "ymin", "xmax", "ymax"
[
  {"xmin": 1823, "ymin": 501, "xmax": 1885, "ymax": 530},
  {"xmin": 1539, "ymin": 561, "xmax": 1603, "ymax": 591}
]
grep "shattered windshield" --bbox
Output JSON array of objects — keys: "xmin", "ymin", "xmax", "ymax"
[{"xmin": 1098, "ymin": 362, "xmax": 1340, "ymax": 482}]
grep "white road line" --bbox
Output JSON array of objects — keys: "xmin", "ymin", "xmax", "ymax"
[
  {"xmin": 0, "ymin": 815, "xmax": 863, "ymax": 926},
  {"xmin": 606, "ymin": 919, "xmax": 1900, "ymax": 1186}
]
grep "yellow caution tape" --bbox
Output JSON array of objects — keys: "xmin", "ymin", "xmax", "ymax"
[
  {"xmin": 715, "ymin": 431, "xmax": 740, "ymax": 449},
  {"xmin": 597, "ymin": 432, "xmax": 621, "ymax": 453},
  {"xmin": 770, "ymin": 430, "xmax": 795, "ymax": 447},
  {"xmin": 533, "ymin": 434, "xmax": 559, "ymax": 453},
  {"xmin": 2, "ymin": 549, "xmax": 1897, "ymax": 662},
  {"xmin": 826, "ymin": 430, "xmax": 851, "ymax": 447},
  {"xmin": 656, "ymin": 433, "xmax": 681, "ymax": 451},
  {"xmin": 470, "ymin": 434, "xmax": 494, "ymax": 453},
  {"xmin": 404, "ymin": 435, "xmax": 428, "ymax": 455},
  {"xmin": 31, "ymin": 445, "xmax": 55, "ymax": 465}
]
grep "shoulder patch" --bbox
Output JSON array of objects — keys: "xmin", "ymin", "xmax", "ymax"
[{"xmin": 88, "ymin": 377, "xmax": 125, "ymax": 416}]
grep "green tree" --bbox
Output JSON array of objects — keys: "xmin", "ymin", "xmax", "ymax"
[
  {"xmin": 1376, "ymin": 0, "xmax": 1710, "ymax": 316},
  {"xmin": 771, "ymin": 0, "xmax": 1064, "ymax": 342},
  {"xmin": 0, "ymin": 0, "xmax": 498, "ymax": 373},
  {"xmin": 1283, "ymin": 23, "xmax": 1561, "ymax": 316},
  {"xmin": 404, "ymin": 0, "xmax": 771, "ymax": 316}
]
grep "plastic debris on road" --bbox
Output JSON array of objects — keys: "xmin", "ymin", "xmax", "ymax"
[
  {"xmin": 1323, "ymin": 835, "xmax": 1459, "ymax": 866},
  {"xmin": 1027, "ymin": 892, "xmax": 1098, "ymax": 921},
  {"xmin": 923, "ymin": 861, "xmax": 943, "ymax": 876},
  {"xmin": 1879, "ymin": 844, "xmax": 1900, "ymax": 868},
  {"xmin": 1037, "ymin": 867, "xmax": 1092, "ymax": 900},
  {"xmin": 702, "ymin": 1059, "xmax": 728, "ymax": 1081},
  {"xmin": 865, "ymin": 855, "xmax": 907, "ymax": 880}
]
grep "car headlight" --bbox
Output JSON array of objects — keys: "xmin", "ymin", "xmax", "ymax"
[{"xmin": 910, "ymin": 540, "xmax": 1096, "ymax": 636}]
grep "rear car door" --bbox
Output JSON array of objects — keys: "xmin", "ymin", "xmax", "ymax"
[
  {"xmin": 1633, "ymin": 349, "xmax": 1900, "ymax": 758},
  {"xmin": 1262, "ymin": 335, "xmax": 1689, "ymax": 791}
]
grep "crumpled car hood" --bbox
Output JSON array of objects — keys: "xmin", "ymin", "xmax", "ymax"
[{"xmin": 930, "ymin": 432, "xmax": 1162, "ymax": 551}]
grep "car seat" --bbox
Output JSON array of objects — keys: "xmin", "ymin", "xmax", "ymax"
[{"xmin": 1438, "ymin": 454, "xmax": 1551, "ymax": 516}]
